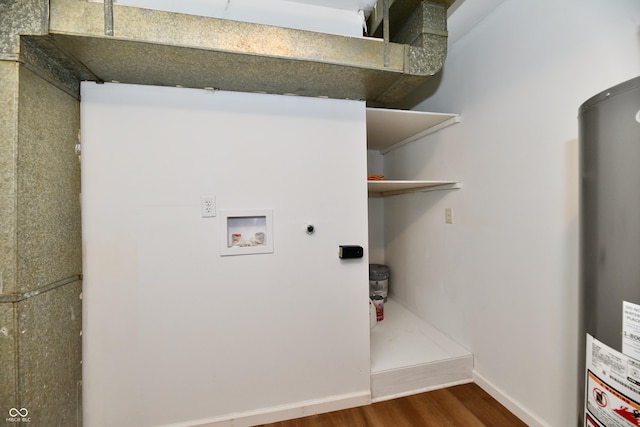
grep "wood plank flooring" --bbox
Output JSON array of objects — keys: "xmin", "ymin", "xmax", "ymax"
[{"xmin": 259, "ymin": 383, "xmax": 527, "ymax": 427}]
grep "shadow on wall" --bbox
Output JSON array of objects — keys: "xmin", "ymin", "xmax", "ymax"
[
  {"xmin": 384, "ymin": 189, "xmax": 452, "ymax": 247},
  {"xmin": 563, "ymin": 136, "xmax": 581, "ymax": 427},
  {"xmin": 382, "ymin": 188, "xmax": 454, "ymax": 315}
]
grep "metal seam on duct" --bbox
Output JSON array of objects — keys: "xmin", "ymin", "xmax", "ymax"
[
  {"xmin": 383, "ymin": 0, "xmax": 390, "ymax": 67},
  {"xmin": 0, "ymin": 275, "xmax": 82, "ymax": 303},
  {"xmin": 104, "ymin": 0, "xmax": 114, "ymax": 36}
]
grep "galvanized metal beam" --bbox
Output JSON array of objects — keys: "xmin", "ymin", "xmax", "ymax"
[
  {"xmin": 0, "ymin": 0, "xmax": 49, "ymax": 59},
  {"xmin": 373, "ymin": 1, "xmax": 448, "ymax": 104},
  {"xmin": 368, "ymin": 0, "xmax": 454, "ymax": 38},
  {"xmin": 47, "ymin": 0, "xmax": 408, "ymax": 72},
  {"xmin": 20, "ymin": 37, "xmax": 93, "ymax": 99},
  {"xmin": 395, "ymin": 1, "xmax": 448, "ymax": 76},
  {"xmin": 42, "ymin": 0, "xmax": 448, "ymax": 105},
  {"xmin": 5, "ymin": 0, "xmax": 451, "ymax": 105},
  {"xmin": 0, "ymin": 0, "xmax": 89, "ymax": 98}
]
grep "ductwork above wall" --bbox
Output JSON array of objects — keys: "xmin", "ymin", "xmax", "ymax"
[{"xmin": 4, "ymin": 0, "xmax": 453, "ymax": 105}]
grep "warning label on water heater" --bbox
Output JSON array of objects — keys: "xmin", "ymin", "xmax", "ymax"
[
  {"xmin": 585, "ymin": 334, "xmax": 640, "ymax": 426},
  {"xmin": 623, "ymin": 301, "xmax": 640, "ymax": 361}
]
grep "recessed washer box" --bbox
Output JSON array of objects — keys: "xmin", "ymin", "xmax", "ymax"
[{"xmin": 219, "ymin": 209, "xmax": 274, "ymax": 256}]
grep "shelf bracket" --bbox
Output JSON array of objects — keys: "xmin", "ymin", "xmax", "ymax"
[
  {"xmin": 369, "ymin": 182, "xmax": 462, "ymax": 198},
  {"xmin": 380, "ymin": 115, "xmax": 461, "ymax": 155}
]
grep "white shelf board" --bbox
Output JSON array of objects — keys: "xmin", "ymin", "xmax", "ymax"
[
  {"xmin": 366, "ymin": 108, "xmax": 460, "ymax": 154},
  {"xmin": 368, "ymin": 180, "xmax": 461, "ymax": 197},
  {"xmin": 370, "ymin": 298, "xmax": 472, "ymax": 374}
]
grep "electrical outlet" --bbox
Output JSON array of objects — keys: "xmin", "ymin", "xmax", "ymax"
[
  {"xmin": 445, "ymin": 207, "xmax": 453, "ymax": 224},
  {"xmin": 201, "ymin": 196, "xmax": 216, "ymax": 218}
]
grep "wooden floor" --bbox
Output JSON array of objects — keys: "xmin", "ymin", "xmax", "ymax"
[{"xmin": 259, "ymin": 383, "xmax": 527, "ymax": 427}]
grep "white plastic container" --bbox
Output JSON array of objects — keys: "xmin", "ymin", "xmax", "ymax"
[{"xmin": 369, "ymin": 264, "xmax": 389, "ymax": 302}]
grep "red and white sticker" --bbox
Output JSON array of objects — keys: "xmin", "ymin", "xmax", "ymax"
[{"xmin": 586, "ymin": 335, "xmax": 640, "ymax": 426}]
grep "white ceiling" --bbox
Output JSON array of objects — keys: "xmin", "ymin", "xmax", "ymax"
[
  {"xmin": 285, "ymin": 0, "xmax": 378, "ymax": 13},
  {"xmin": 285, "ymin": 0, "xmax": 508, "ymax": 46}
]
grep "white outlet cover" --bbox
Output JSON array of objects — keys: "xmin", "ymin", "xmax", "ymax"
[{"xmin": 201, "ymin": 196, "xmax": 216, "ymax": 218}]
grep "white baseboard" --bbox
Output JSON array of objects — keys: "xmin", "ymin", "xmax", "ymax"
[
  {"xmin": 371, "ymin": 378, "xmax": 473, "ymax": 403},
  {"xmin": 473, "ymin": 371, "xmax": 551, "ymax": 427},
  {"xmin": 159, "ymin": 371, "xmax": 546, "ymax": 427},
  {"xmin": 371, "ymin": 355, "xmax": 473, "ymax": 401},
  {"xmin": 158, "ymin": 391, "xmax": 371, "ymax": 427}
]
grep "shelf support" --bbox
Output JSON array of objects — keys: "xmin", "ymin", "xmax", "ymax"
[
  {"xmin": 369, "ymin": 182, "xmax": 462, "ymax": 198},
  {"xmin": 380, "ymin": 115, "xmax": 461, "ymax": 155}
]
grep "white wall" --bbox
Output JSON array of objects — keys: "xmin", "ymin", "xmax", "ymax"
[
  {"xmin": 367, "ymin": 150, "xmax": 385, "ymax": 264},
  {"xmin": 111, "ymin": 0, "xmax": 366, "ymax": 36},
  {"xmin": 381, "ymin": 1, "xmax": 640, "ymax": 426},
  {"xmin": 81, "ymin": 84, "xmax": 370, "ymax": 426}
]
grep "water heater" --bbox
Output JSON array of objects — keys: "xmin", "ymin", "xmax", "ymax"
[{"xmin": 580, "ymin": 76, "xmax": 640, "ymax": 426}]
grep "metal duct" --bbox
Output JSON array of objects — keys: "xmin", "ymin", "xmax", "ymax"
[{"xmin": 4, "ymin": 0, "xmax": 453, "ymax": 105}]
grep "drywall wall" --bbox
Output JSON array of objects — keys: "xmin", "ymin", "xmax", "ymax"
[
  {"xmin": 381, "ymin": 0, "xmax": 640, "ymax": 425},
  {"xmin": 78, "ymin": 3, "xmax": 374, "ymax": 426},
  {"xmin": 367, "ymin": 150, "xmax": 385, "ymax": 264},
  {"xmin": 81, "ymin": 83, "xmax": 370, "ymax": 426},
  {"xmin": 113, "ymin": 0, "xmax": 366, "ymax": 36}
]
